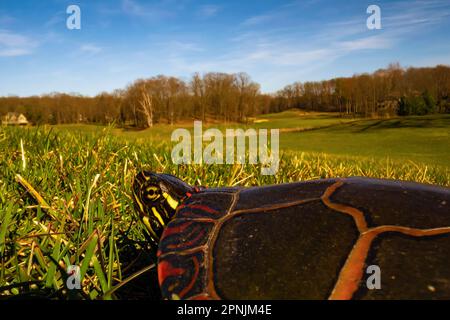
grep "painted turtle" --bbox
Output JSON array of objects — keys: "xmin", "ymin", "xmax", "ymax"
[{"xmin": 132, "ymin": 171, "xmax": 450, "ymax": 300}]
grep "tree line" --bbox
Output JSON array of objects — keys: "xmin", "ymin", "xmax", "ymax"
[
  {"xmin": 274, "ymin": 63, "xmax": 450, "ymax": 117},
  {"xmin": 1, "ymin": 64, "xmax": 449, "ymax": 127}
]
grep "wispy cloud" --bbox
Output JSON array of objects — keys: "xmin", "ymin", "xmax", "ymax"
[
  {"xmin": 198, "ymin": 5, "xmax": 221, "ymax": 18},
  {"xmin": 337, "ymin": 35, "xmax": 392, "ymax": 51},
  {"xmin": 80, "ymin": 44, "xmax": 102, "ymax": 55},
  {"xmin": 241, "ymin": 14, "xmax": 274, "ymax": 27},
  {"xmin": 44, "ymin": 12, "xmax": 65, "ymax": 28},
  {"xmin": 0, "ymin": 14, "xmax": 15, "ymax": 26},
  {"xmin": 383, "ymin": 0, "xmax": 450, "ymax": 29},
  {"xmin": 240, "ymin": 0, "xmax": 315, "ymax": 27},
  {"xmin": 281, "ymin": 0, "xmax": 323, "ymax": 9},
  {"xmin": 122, "ymin": 0, "xmax": 144, "ymax": 16},
  {"xmin": 164, "ymin": 40, "xmax": 203, "ymax": 52},
  {"xmin": 121, "ymin": 0, "xmax": 174, "ymax": 19},
  {"xmin": 0, "ymin": 30, "xmax": 38, "ymax": 57}
]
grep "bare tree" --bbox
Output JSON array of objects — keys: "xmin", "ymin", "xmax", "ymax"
[{"xmin": 139, "ymin": 84, "xmax": 153, "ymax": 128}]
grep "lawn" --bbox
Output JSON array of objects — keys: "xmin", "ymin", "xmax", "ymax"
[
  {"xmin": 281, "ymin": 114, "xmax": 450, "ymax": 168},
  {"xmin": 54, "ymin": 110, "xmax": 450, "ymax": 168},
  {"xmin": 0, "ymin": 111, "xmax": 449, "ymax": 300}
]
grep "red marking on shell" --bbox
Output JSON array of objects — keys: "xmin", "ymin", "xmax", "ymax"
[
  {"xmin": 184, "ymin": 204, "xmax": 220, "ymax": 215},
  {"xmin": 163, "ymin": 221, "xmax": 194, "ymax": 238},
  {"xmin": 158, "ymin": 260, "xmax": 185, "ymax": 286},
  {"xmin": 167, "ymin": 228, "xmax": 206, "ymax": 250},
  {"xmin": 179, "ymin": 256, "xmax": 200, "ymax": 298}
]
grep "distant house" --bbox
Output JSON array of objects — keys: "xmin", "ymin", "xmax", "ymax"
[{"xmin": 1, "ymin": 112, "xmax": 29, "ymax": 125}]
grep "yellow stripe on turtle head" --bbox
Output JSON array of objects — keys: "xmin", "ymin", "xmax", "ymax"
[
  {"xmin": 152, "ymin": 207, "xmax": 165, "ymax": 226},
  {"xmin": 162, "ymin": 192, "xmax": 179, "ymax": 210},
  {"xmin": 142, "ymin": 216, "xmax": 158, "ymax": 239},
  {"xmin": 134, "ymin": 193, "xmax": 145, "ymax": 213},
  {"xmin": 141, "ymin": 172, "xmax": 151, "ymax": 181}
]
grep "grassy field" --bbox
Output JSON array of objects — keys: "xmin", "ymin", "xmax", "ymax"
[
  {"xmin": 0, "ymin": 111, "xmax": 449, "ymax": 299},
  {"xmin": 56, "ymin": 111, "xmax": 450, "ymax": 167},
  {"xmin": 281, "ymin": 114, "xmax": 450, "ymax": 167}
]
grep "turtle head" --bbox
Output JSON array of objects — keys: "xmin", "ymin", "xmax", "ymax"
[{"xmin": 132, "ymin": 171, "xmax": 194, "ymax": 244}]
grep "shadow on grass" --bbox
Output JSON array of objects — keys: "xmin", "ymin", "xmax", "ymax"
[
  {"xmin": 319, "ymin": 115, "xmax": 450, "ymax": 133},
  {"xmin": 120, "ymin": 125, "xmax": 149, "ymax": 132}
]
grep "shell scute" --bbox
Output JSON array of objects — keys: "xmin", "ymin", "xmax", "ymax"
[
  {"xmin": 158, "ymin": 219, "xmax": 213, "ymax": 254},
  {"xmin": 158, "ymin": 251, "xmax": 206, "ymax": 299},
  {"xmin": 329, "ymin": 178, "xmax": 450, "ymax": 229},
  {"xmin": 176, "ymin": 192, "xmax": 234, "ymax": 220}
]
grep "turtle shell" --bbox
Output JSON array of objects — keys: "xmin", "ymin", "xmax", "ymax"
[{"xmin": 157, "ymin": 177, "xmax": 450, "ymax": 300}]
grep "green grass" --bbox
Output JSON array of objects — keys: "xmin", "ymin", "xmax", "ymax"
[
  {"xmin": 1, "ymin": 111, "xmax": 449, "ymax": 299},
  {"xmin": 281, "ymin": 114, "xmax": 450, "ymax": 168},
  {"xmin": 53, "ymin": 110, "xmax": 358, "ymax": 142},
  {"xmin": 52, "ymin": 111, "xmax": 450, "ymax": 168},
  {"xmin": 252, "ymin": 110, "xmax": 361, "ymax": 130}
]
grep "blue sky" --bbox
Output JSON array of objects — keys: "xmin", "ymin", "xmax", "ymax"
[{"xmin": 1, "ymin": 0, "xmax": 450, "ymax": 96}]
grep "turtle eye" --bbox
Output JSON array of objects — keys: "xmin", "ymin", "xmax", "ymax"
[{"xmin": 145, "ymin": 185, "xmax": 161, "ymax": 201}]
